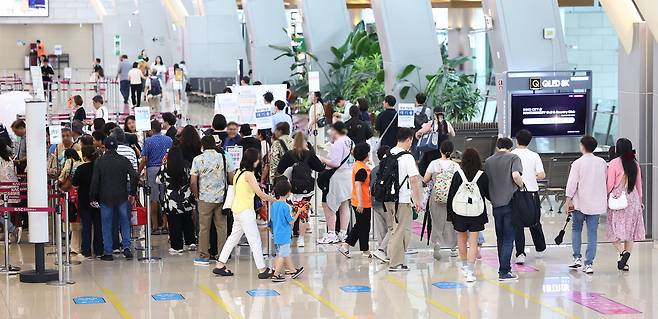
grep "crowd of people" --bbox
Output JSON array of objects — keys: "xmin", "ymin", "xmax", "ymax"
[{"xmin": 0, "ymin": 78, "xmax": 648, "ymax": 283}]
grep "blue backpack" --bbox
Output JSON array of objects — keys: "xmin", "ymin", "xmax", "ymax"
[{"xmin": 149, "ymin": 77, "xmax": 162, "ymax": 96}]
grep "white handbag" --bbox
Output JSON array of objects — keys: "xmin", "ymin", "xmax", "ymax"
[
  {"xmin": 222, "ymin": 185, "xmax": 235, "ymax": 211},
  {"xmin": 608, "ymin": 189, "xmax": 628, "ymax": 210}
]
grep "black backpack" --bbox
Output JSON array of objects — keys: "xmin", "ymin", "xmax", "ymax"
[
  {"xmin": 290, "ymin": 152, "xmax": 315, "ymax": 194},
  {"xmin": 414, "ymin": 105, "xmax": 429, "ymax": 131},
  {"xmin": 373, "ymin": 150, "xmax": 411, "ymax": 204}
]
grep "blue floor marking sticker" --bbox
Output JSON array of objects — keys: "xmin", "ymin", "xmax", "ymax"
[
  {"xmin": 340, "ymin": 285, "xmax": 371, "ymax": 293},
  {"xmin": 73, "ymin": 296, "xmax": 106, "ymax": 304},
  {"xmin": 152, "ymin": 293, "xmax": 185, "ymax": 301},
  {"xmin": 246, "ymin": 289, "xmax": 280, "ymax": 297},
  {"xmin": 433, "ymin": 281, "xmax": 465, "ymax": 289}
]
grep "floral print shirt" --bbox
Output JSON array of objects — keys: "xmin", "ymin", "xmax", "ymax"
[{"xmin": 190, "ymin": 150, "xmax": 236, "ymax": 203}]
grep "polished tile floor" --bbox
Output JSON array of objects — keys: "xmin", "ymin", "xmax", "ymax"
[
  {"xmin": 0, "ymin": 222, "xmax": 655, "ymax": 319},
  {"xmin": 5, "ymin": 94, "xmax": 651, "ymax": 318}
]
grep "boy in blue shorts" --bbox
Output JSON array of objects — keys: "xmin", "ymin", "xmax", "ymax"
[{"xmin": 270, "ymin": 177, "xmax": 304, "ymax": 282}]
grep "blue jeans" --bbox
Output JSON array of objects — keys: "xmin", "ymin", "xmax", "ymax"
[
  {"xmin": 120, "ymin": 80, "xmax": 130, "ymax": 104},
  {"xmin": 571, "ymin": 210, "xmax": 599, "ymax": 266},
  {"xmin": 493, "ymin": 204, "xmax": 515, "ymax": 276},
  {"xmin": 100, "ymin": 201, "xmax": 131, "ymax": 255}
]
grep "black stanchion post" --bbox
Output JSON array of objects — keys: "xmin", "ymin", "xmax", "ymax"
[
  {"xmin": 47, "ymin": 201, "xmax": 72, "ymax": 286},
  {"xmin": 138, "ymin": 141, "xmax": 161, "ymax": 263},
  {"xmin": 0, "ymin": 194, "xmax": 20, "ymax": 275},
  {"xmin": 63, "ymin": 192, "xmax": 80, "ymax": 266}
]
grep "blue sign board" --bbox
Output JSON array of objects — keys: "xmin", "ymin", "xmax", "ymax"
[
  {"xmin": 433, "ymin": 281, "xmax": 465, "ymax": 289},
  {"xmin": 246, "ymin": 289, "xmax": 280, "ymax": 297},
  {"xmin": 73, "ymin": 296, "xmax": 106, "ymax": 304},
  {"xmin": 340, "ymin": 285, "xmax": 371, "ymax": 293},
  {"xmin": 152, "ymin": 293, "xmax": 185, "ymax": 301}
]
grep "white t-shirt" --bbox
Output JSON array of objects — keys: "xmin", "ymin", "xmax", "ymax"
[
  {"xmin": 390, "ymin": 146, "xmax": 420, "ymax": 203},
  {"xmin": 128, "ymin": 68, "xmax": 143, "ymax": 85},
  {"xmin": 95, "ymin": 106, "xmax": 109, "ymax": 122},
  {"xmin": 426, "ymin": 158, "xmax": 458, "ymax": 176},
  {"xmin": 511, "ymin": 148, "xmax": 544, "ymax": 192}
]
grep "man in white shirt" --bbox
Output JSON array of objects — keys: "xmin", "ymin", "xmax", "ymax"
[
  {"xmin": 511, "ymin": 129, "xmax": 547, "ymax": 264},
  {"xmin": 92, "ymin": 95, "xmax": 109, "ymax": 122},
  {"xmin": 385, "ymin": 128, "xmax": 422, "ymax": 272}
]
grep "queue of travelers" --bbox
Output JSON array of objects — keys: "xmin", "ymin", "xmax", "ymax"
[{"xmin": 0, "ymin": 79, "xmax": 648, "ymax": 285}]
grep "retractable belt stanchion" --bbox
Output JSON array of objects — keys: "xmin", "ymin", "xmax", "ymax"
[
  {"xmin": 0, "ymin": 194, "xmax": 20, "ymax": 275},
  {"xmin": 139, "ymin": 152, "xmax": 161, "ymax": 262},
  {"xmin": 47, "ymin": 200, "xmax": 73, "ymax": 286},
  {"xmin": 49, "ymin": 180, "xmax": 57, "ymax": 247},
  {"xmin": 63, "ymin": 192, "xmax": 80, "ymax": 266}
]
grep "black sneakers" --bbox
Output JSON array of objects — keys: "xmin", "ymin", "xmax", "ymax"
[
  {"xmin": 123, "ymin": 249, "xmax": 133, "ymax": 260},
  {"xmin": 101, "ymin": 255, "xmax": 114, "ymax": 261}
]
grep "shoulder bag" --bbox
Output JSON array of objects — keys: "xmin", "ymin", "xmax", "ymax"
[{"xmin": 317, "ymin": 141, "xmax": 353, "ymax": 193}]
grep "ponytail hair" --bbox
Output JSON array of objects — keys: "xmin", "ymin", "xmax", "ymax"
[{"xmin": 440, "ymin": 140, "xmax": 454, "ymax": 158}]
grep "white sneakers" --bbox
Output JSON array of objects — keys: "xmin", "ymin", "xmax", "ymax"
[
  {"xmin": 297, "ymin": 237, "xmax": 305, "ymax": 247},
  {"xmin": 465, "ymin": 271, "xmax": 476, "ymax": 283},
  {"xmin": 515, "ymin": 254, "xmax": 526, "ymax": 265},
  {"xmin": 317, "ymin": 233, "xmax": 339, "ymax": 244},
  {"xmin": 569, "ymin": 257, "xmax": 582, "ymax": 269},
  {"xmin": 449, "ymin": 248, "xmax": 459, "ymax": 258},
  {"xmin": 337, "ymin": 231, "xmax": 347, "ymax": 242},
  {"xmin": 168, "ymin": 248, "xmax": 183, "ymax": 255},
  {"xmin": 583, "ymin": 264, "xmax": 594, "ymax": 274},
  {"xmin": 372, "ymin": 249, "xmax": 388, "ymax": 263}
]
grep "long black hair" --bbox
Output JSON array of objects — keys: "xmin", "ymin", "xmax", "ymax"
[
  {"xmin": 179, "ymin": 125, "xmax": 202, "ymax": 158},
  {"xmin": 313, "ymin": 91, "xmax": 323, "ymax": 105},
  {"xmin": 240, "ymin": 148, "xmax": 260, "ymax": 172},
  {"xmin": 615, "ymin": 138, "xmax": 637, "ymax": 193},
  {"xmin": 460, "ymin": 148, "xmax": 482, "ymax": 181},
  {"xmin": 0, "ymin": 138, "xmax": 11, "ymax": 162},
  {"xmin": 166, "ymin": 146, "xmax": 187, "ymax": 187}
]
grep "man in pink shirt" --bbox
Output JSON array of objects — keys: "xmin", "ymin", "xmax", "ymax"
[{"xmin": 564, "ymin": 135, "xmax": 608, "ymax": 274}]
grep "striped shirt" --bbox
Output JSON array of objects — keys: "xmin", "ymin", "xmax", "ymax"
[{"xmin": 116, "ymin": 145, "xmax": 138, "ymax": 170}]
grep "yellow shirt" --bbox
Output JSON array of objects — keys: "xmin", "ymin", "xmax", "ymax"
[{"xmin": 231, "ymin": 170, "xmax": 255, "ymax": 214}]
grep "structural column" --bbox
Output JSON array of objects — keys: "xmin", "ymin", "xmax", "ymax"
[
  {"xmin": 482, "ymin": 0, "xmax": 568, "ymax": 135},
  {"xmin": 242, "ymin": 0, "xmax": 291, "ymax": 84},
  {"xmin": 371, "ymin": 0, "xmax": 442, "ymax": 99},
  {"xmin": 184, "ymin": 0, "xmax": 245, "ymax": 78},
  {"xmin": 300, "ymin": 0, "xmax": 351, "ymax": 89}
]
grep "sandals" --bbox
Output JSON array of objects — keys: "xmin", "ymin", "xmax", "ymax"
[
  {"xmin": 212, "ymin": 266, "xmax": 234, "ymax": 277},
  {"xmin": 258, "ymin": 267, "xmax": 274, "ymax": 280},
  {"xmin": 617, "ymin": 251, "xmax": 631, "ymax": 270}
]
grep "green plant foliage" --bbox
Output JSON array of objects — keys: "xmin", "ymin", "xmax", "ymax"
[
  {"xmin": 269, "ymin": 30, "xmax": 310, "ymax": 101},
  {"xmin": 394, "ymin": 42, "xmax": 482, "ymax": 122},
  {"xmin": 343, "ymin": 54, "xmax": 385, "ymax": 112}
]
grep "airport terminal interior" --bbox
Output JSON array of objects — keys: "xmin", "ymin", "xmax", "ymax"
[{"xmin": 1, "ymin": 0, "xmax": 658, "ymax": 318}]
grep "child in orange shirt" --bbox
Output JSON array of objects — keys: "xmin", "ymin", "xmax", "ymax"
[{"xmin": 338, "ymin": 142, "xmax": 372, "ymax": 258}]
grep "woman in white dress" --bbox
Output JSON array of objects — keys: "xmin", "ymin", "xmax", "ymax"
[
  {"xmin": 308, "ymin": 91, "xmax": 326, "ymax": 150},
  {"xmin": 317, "ymin": 122, "xmax": 354, "ymax": 244}
]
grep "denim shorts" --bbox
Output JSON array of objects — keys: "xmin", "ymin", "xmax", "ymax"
[{"xmin": 275, "ymin": 244, "xmax": 291, "ymax": 257}]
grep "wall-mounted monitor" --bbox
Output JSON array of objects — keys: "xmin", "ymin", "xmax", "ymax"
[
  {"xmin": 0, "ymin": 0, "xmax": 48, "ymax": 17},
  {"xmin": 511, "ymin": 93, "xmax": 588, "ymax": 137}
]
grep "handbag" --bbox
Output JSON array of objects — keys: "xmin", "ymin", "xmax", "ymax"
[
  {"xmin": 416, "ymin": 120, "xmax": 448, "ymax": 153},
  {"xmin": 608, "ymin": 189, "xmax": 628, "ymax": 210},
  {"xmin": 511, "ymin": 186, "xmax": 541, "ymax": 228},
  {"xmin": 317, "ymin": 142, "xmax": 353, "ymax": 193}
]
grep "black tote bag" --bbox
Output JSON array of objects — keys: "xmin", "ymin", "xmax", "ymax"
[{"xmin": 511, "ymin": 186, "xmax": 541, "ymax": 228}]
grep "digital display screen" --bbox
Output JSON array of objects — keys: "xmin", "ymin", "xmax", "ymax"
[
  {"xmin": 511, "ymin": 93, "xmax": 588, "ymax": 137},
  {"xmin": 0, "ymin": 0, "xmax": 48, "ymax": 17}
]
